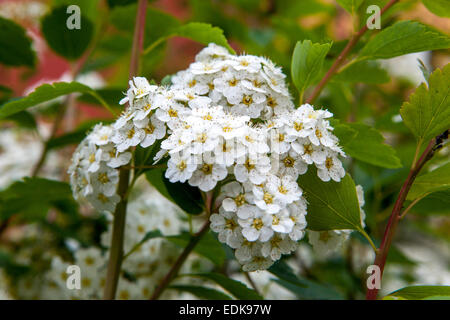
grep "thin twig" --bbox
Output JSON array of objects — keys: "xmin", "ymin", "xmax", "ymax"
[
  {"xmin": 306, "ymin": 0, "xmax": 398, "ymax": 104},
  {"xmin": 366, "ymin": 137, "xmax": 437, "ymax": 300},
  {"xmin": 150, "ymin": 219, "xmax": 211, "ymax": 300}
]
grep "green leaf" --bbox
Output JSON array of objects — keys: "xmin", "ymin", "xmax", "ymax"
[
  {"xmin": 0, "ymin": 82, "xmax": 93, "ymax": 119},
  {"xmin": 407, "ymin": 162, "xmax": 450, "ymax": 200},
  {"xmin": 336, "ymin": 0, "xmax": 364, "ymax": 14},
  {"xmin": 162, "ymin": 178, "xmax": 204, "ymax": 215},
  {"xmin": 77, "ymin": 88, "xmax": 124, "ymax": 108},
  {"xmin": 411, "ymin": 190, "xmax": 450, "ymax": 215},
  {"xmin": 291, "ymin": 40, "xmax": 331, "ymax": 99},
  {"xmin": 422, "ymin": 0, "xmax": 450, "ymax": 18},
  {"xmin": 167, "ymin": 232, "xmax": 226, "ymax": 266},
  {"xmin": 169, "ymin": 285, "xmax": 232, "ymax": 300},
  {"xmin": 133, "ymin": 140, "xmax": 162, "ymax": 177},
  {"xmin": 359, "ymin": 21, "xmax": 450, "ymax": 61},
  {"xmin": 400, "ymin": 64, "xmax": 450, "ymax": 145},
  {"xmin": 170, "ymin": 22, "xmax": 235, "ymax": 54},
  {"xmin": 2, "ymin": 111, "xmax": 37, "ymax": 129},
  {"xmin": 188, "ymin": 273, "xmax": 263, "ymax": 300},
  {"xmin": 297, "ymin": 169, "xmax": 362, "ymax": 231},
  {"xmin": 0, "ymin": 178, "xmax": 77, "ymax": 221},
  {"xmin": 334, "ymin": 61, "xmax": 390, "ymax": 84},
  {"xmin": 268, "ymin": 260, "xmax": 344, "ymax": 299},
  {"xmin": 0, "ymin": 16, "xmax": 35, "ymax": 67},
  {"xmin": 42, "ymin": 6, "xmax": 94, "ymax": 60},
  {"xmin": 385, "ymin": 285, "xmax": 450, "ymax": 300},
  {"xmin": 334, "ymin": 122, "xmax": 402, "ymax": 169},
  {"xmin": 145, "ymin": 168, "xmax": 204, "ymax": 215}
]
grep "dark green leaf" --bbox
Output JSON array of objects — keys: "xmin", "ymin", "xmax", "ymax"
[
  {"xmin": 169, "ymin": 284, "xmax": 232, "ymax": 300},
  {"xmin": 42, "ymin": 6, "xmax": 94, "ymax": 60},
  {"xmin": 0, "ymin": 178, "xmax": 78, "ymax": 221},
  {"xmin": 0, "ymin": 16, "xmax": 35, "ymax": 67},
  {"xmin": 2, "ymin": 111, "xmax": 37, "ymax": 129},
  {"xmin": 334, "ymin": 61, "xmax": 390, "ymax": 84},
  {"xmin": 269, "ymin": 260, "xmax": 344, "ymax": 300},
  {"xmin": 188, "ymin": 272, "xmax": 263, "ymax": 300},
  {"xmin": 336, "ymin": 0, "xmax": 364, "ymax": 14}
]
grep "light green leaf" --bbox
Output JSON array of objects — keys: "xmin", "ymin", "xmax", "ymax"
[
  {"xmin": 337, "ymin": 0, "xmax": 364, "ymax": 14},
  {"xmin": 42, "ymin": 6, "xmax": 94, "ymax": 60},
  {"xmin": 407, "ymin": 162, "xmax": 450, "ymax": 200},
  {"xmin": 187, "ymin": 273, "xmax": 263, "ymax": 300},
  {"xmin": 291, "ymin": 40, "xmax": 331, "ymax": 99},
  {"xmin": 422, "ymin": 0, "xmax": 450, "ymax": 18},
  {"xmin": 144, "ymin": 22, "xmax": 235, "ymax": 55},
  {"xmin": 385, "ymin": 285, "xmax": 450, "ymax": 300},
  {"xmin": 400, "ymin": 64, "xmax": 450, "ymax": 145},
  {"xmin": 0, "ymin": 82, "xmax": 92, "ymax": 119},
  {"xmin": 359, "ymin": 21, "xmax": 450, "ymax": 61},
  {"xmin": 334, "ymin": 61, "xmax": 389, "ymax": 84},
  {"xmin": 169, "ymin": 285, "xmax": 232, "ymax": 300},
  {"xmin": 173, "ymin": 23, "xmax": 234, "ymax": 53},
  {"xmin": 334, "ymin": 122, "xmax": 402, "ymax": 168},
  {"xmin": 297, "ymin": 169, "xmax": 363, "ymax": 231},
  {"xmin": 0, "ymin": 16, "xmax": 35, "ymax": 67}
]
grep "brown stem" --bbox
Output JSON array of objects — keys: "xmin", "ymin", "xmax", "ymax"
[
  {"xmin": 102, "ymin": 0, "xmax": 148, "ymax": 300},
  {"xmin": 366, "ymin": 138, "xmax": 436, "ymax": 300},
  {"xmin": 306, "ymin": 0, "xmax": 398, "ymax": 104},
  {"xmin": 103, "ymin": 169, "xmax": 130, "ymax": 299},
  {"xmin": 150, "ymin": 219, "xmax": 211, "ymax": 300}
]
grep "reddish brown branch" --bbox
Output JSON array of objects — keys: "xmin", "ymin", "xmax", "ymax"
[
  {"xmin": 366, "ymin": 138, "xmax": 437, "ymax": 300},
  {"xmin": 306, "ymin": 0, "xmax": 398, "ymax": 104}
]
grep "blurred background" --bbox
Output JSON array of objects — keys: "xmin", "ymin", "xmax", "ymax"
[{"xmin": 0, "ymin": 0, "xmax": 449, "ymax": 300}]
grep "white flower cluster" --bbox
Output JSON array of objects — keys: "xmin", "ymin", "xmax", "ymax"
[
  {"xmin": 68, "ymin": 43, "xmax": 346, "ymax": 271},
  {"xmin": 12, "ymin": 188, "xmax": 210, "ymax": 300}
]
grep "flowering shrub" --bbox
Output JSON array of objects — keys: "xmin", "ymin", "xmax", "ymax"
[{"xmin": 0, "ymin": 0, "xmax": 449, "ymax": 301}]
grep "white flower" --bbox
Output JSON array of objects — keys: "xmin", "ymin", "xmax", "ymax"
[
  {"xmin": 234, "ymin": 154, "xmax": 271, "ymax": 185},
  {"xmin": 242, "ymin": 255, "xmax": 274, "ymax": 272},
  {"xmin": 165, "ymin": 152, "xmax": 197, "ymax": 183},
  {"xmin": 266, "ymin": 175, "xmax": 302, "ymax": 205},
  {"xmin": 272, "ymin": 150, "xmax": 308, "ymax": 177},
  {"xmin": 188, "ymin": 156, "xmax": 227, "ymax": 191},
  {"xmin": 261, "ymin": 234, "xmax": 296, "ymax": 260},
  {"xmin": 210, "ymin": 208, "xmax": 243, "ymax": 249},
  {"xmin": 87, "ymin": 192, "xmax": 120, "ymax": 213},
  {"xmin": 239, "ymin": 208, "xmax": 273, "ymax": 242},
  {"xmin": 220, "ymin": 181, "xmax": 255, "ymax": 219},
  {"xmin": 111, "ymin": 121, "xmax": 145, "ymax": 152},
  {"xmin": 270, "ymin": 209, "xmax": 294, "ymax": 233},
  {"xmin": 308, "ymin": 230, "xmax": 350, "ymax": 257},
  {"xmin": 252, "ymin": 183, "xmax": 284, "ymax": 214},
  {"xmin": 316, "ymin": 152, "xmax": 345, "ymax": 182},
  {"xmin": 91, "ymin": 165, "xmax": 119, "ymax": 196},
  {"xmin": 291, "ymin": 138, "xmax": 327, "ymax": 165},
  {"xmin": 227, "ymin": 89, "xmax": 266, "ymax": 118},
  {"xmin": 89, "ymin": 124, "xmax": 114, "ymax": 146},
  {"xmin": 136, "ymin": 115, "xmax": 166, "ymax": 148}
]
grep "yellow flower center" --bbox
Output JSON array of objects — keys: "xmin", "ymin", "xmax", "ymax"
[
  {"xmin": 252, "ymin": 218, "xmax": 263, "ymax": 230},
  {"xmin": 201, "ymin": 163, "xmax": 213, "ymax": 175}
]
